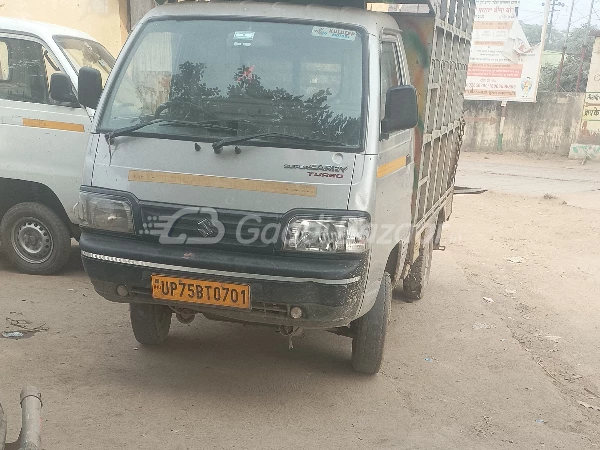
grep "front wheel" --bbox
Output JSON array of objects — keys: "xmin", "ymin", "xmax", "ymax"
[
  {"xmin": 130, "ymin": 303, "xmax": 172, "ymax": 345},
  {"xmin": 0, "ymin": 202, "xmax": 71, "ymax": 275},
  {"xmin": 351, "ymin": 272, "xmax": 391, "ymax": 375}
]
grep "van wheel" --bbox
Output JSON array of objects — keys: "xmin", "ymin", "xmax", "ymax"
[
  {"xmin": 351, "ymin": 272, "xmax": 391, "ymax": 375},
  {"xmin": 402, "ymin": 239, "xmax": 434, "ymax": 302},
  {"xmin": 130, "ymin": 303, "xmax": 172, "ymax": 345},
  {"xmin": 0, "ymin": 202, "xmax": 71, "ymax": 275}
]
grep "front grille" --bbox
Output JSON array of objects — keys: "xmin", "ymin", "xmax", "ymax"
[{"xmin": 138, "ymin": 203, "xmax": 282, "ymax": 254}]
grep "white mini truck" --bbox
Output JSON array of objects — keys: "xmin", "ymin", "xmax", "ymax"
[
  {"xmin": 76, "ymin": 0, "xmax": 474, "ymax": 374},
  {"xmin": 0, "ymin": 18, "xmax": 114, "ymax": 274}
]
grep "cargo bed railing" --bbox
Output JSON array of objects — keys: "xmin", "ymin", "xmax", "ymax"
[{"xmin": 385, "ymin": 0, "xmax": 474, "ymax": 263}]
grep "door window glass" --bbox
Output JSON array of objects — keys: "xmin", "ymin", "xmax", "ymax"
[
  {"xmin": 0, "ymin": 37, "xmax": 47, "ymax": 103},
  {"xmin": 0, "ymin": 37, "xmax": 69, "ymax": 105},
  {"xmin": 53, "ymin": 37, "xmax": 115, "ymax": 87},
  {"xmin": 380, "ymin": 40, "xmax": 401, "ymax": 117}
]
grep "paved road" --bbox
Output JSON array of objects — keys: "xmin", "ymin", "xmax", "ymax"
[
  {"xmin": 1, "ymin": 154, "xmax": 599, "ymax": 449},
  {"xmin": 457, "ymin": 152, "xmax": 600, "ymax": 210}
]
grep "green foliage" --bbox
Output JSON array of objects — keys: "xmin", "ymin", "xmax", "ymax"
[
  {"xmin": 565, "ymin": 24, "xmax": 596, "ymax": 53},
  {"xmin": 520, "ymin": 22, "xmax": 598, "ymax": 91},
  {"xmin": 539, "ymin": 56, "xmax": 590, "ymax": 91},
  {"xmin": 167, "ymin": 62, "xmax": 359, "ymax": 143},
  {"xmin": 521, "ymin": 22, "xmax": 542, "ymax": 46}
]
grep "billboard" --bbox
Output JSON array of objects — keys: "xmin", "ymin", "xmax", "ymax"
[{"xmin": 465, "ymin": 0, "xmax": 543, "ymax": 102}]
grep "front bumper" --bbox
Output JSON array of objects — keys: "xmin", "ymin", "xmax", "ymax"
[{"xmin": 80, "ymin": 232, "xmax": 368, "ymax": 328}]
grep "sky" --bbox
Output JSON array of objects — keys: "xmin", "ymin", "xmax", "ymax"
[{"xmin": 518, "ymin": 0, "xmax": 600, "ymax": 30}]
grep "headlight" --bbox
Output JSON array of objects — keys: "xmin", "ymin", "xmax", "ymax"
[
  {"xmin": 283, "ymin": 216, "xmax": 370, "ymax": 253},
  {"xmin": 78, "ymin": 191, "xmax": 134, "ymax": 233}
]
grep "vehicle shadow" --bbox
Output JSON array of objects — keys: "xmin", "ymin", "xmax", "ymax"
[
  {"xmin": 62, "ymin": 242, "xmax": 86, "ymax": 274},
  {"xmin": 87, "ymin": 317, "xmax": 372, "ymax": 405}
]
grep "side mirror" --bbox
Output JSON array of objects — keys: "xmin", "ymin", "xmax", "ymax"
[
  {"xmin": 381, "ymin": 85, "xmax": 418, "ymax": 138},
  {"xmin": 50, "ymin": 73, "xmax": 77, "ymax": 104},
  {"xmin": 78, "ymin": 67, "xmax": 102, "ymax": 109}
]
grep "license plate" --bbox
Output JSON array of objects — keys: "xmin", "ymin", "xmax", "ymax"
[{"xmin": 151, "ymin": 275, "xmax": 250, "ymax": 309}]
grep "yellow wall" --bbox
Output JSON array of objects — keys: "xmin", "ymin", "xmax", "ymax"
[{"xmin": 0, "ymin": 0, "xmax": 128, "ymax": 57}]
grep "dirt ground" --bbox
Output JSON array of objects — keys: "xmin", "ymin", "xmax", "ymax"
[{"xmin": 1, "ymin": 153, "xmax": 599, "ymax": 449}]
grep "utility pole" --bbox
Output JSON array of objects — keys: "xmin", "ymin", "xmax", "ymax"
[
  {"xmin": 576, "ymin": 0, "xmax": 594, "ymax": 91},
  {"xmin": 546, "ymin": 0, "xmax": 565, "ymax": 46},
  {"xmin": 556, "ymin": 0, "xmax": 576, "ymax": 90},
  {"xmin": 535, "ymin": 0, "xmax": 552, "ymax": 96},
  {"xmin": 540, "ymin": 0, "xmax": 552, "ymax": 49},
  {"xmin": 547, "ymin": 1, "xmax": 556, "ymax": 44}
]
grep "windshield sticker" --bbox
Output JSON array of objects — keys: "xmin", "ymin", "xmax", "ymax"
[
  {"xmin": 311, "ymin": 27, "xmax": 356, "ymax": 41},
  {"xmin": 234, "ymin": 31, "xmax": 255, "ymax": 41}
]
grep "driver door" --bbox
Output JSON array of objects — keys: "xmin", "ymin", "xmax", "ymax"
[{"xmin": 0, "ymin": 33, "xmax": 91, "ymax": 222}]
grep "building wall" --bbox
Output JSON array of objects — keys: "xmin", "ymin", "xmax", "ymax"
[
  {"xmin": 130, "ymin": 0, "xmax": 156, "ymax": 29},
  {"xmin": 568, "ymin": 35, "xmax": 600, "ymax": 160},
  {"xmin": 0, "ymin": 0, "xmax": 129, "ymax": 56},
  {"xmin": 462, "ymin": 92, "xmax": 585, "ymax": 156}
]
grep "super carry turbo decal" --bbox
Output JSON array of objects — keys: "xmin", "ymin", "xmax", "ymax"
[{"xmin": 284, "ymin": 164, "xmax": 349, "ymax": 178}]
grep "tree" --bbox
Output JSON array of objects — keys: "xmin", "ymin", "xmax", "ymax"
[
  {"xmin": 529, "ymin": 23, "xmax": 598, "ymax": 92},
  {"xmin": 520, "ymin": 22, "xmax": 564, "ymax": 51},
  {"xmin": 539, "ymin": 56, "xmax": 590, "ymax": 91}
]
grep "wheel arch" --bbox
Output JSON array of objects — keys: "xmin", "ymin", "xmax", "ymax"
[
  {"xmin": 385, "ymin": 240, "xmax": 408, "ymax": 288},
  {"xmin": 0, "ymin": 178, "xmax": 74, "ymax": 236}
]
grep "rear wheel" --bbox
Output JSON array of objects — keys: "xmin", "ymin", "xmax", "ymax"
[
  {"xmin": 402, "ymin": 239, "xmax": 434, "ymax": 301},
  {"xmin": 351, "ymin": 272, "xmax": 391, "ymax": 375},
  {"xmin": 0, "ymin": 202, "xmax": 71, "ymax": 275},
  {"xmin": 130, "ymin": 303, "xmax": 172, "ymax": 345}
]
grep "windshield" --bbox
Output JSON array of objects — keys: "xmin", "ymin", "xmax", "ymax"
[
  {"xmin": 54, "ymin": 36, "xmax": 115, "ymax": 86},
  {"xmin": 97, "ymin": 19, "xmax": 364, "ymax": 148}
]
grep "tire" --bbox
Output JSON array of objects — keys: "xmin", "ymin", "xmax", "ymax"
[
  {"xmin": 402, "ymin": 238, "xmax": 434, "ymax": 301},
  {"xmin": 0, "ymin": 202, "xmax": 71, "ymax": 275},
  {"xmin": 130, "ymin": 303, "xmax": 172, "ymax": 345},
  {"xmin": 351, "ymin": 272, "xmax": 391, "ymax": 375}
]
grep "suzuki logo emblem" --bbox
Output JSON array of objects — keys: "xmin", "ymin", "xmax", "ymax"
[{"xmin": 197, "ymin": 218, "xmax": 218, "ymax": 238}]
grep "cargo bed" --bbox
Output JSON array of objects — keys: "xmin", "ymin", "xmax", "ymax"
[{"xmin": 382, "ymin": 0, "xmax": 474, "ymax": 268}]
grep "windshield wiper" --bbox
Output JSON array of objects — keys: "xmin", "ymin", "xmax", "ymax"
[
  {"xmin": 212, "ymin": 132, "xmax": 348, "ymax": 152},
  {"xmin": 105, "ymin": 119, "xmax": 237, "ymax": 143}
]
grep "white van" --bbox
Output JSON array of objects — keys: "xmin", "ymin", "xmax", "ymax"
[
  {"xmin": 0, "ymin": 18, "xmax": 114, "ymax": 274},
  {"xmin": 76, "ymin": 1, "xmax": 473, "ymax": 374}
]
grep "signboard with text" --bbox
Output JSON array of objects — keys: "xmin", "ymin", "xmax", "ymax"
[{"xmin": 465, "ymin": 0, "xmax": 543, "ymax": 102}]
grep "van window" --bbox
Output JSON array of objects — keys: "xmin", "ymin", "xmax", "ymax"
[
  {"xmin": 98, "ymin": 19, "xmax": 364, "ymax": 149},
  {"xmin": 0, "ymin": 41, "xmax": 9, "ymax": 81},
  {"xmin": 54, "ymin": 37, "xmax": 115, "ymax": 87},
  {"xmin": 380, "ymin": 41, "xmax": 401, "ymax": 117},
  {"xmin": 0, "ymin": 37, "xmax": 62, "ymax": 105}
]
